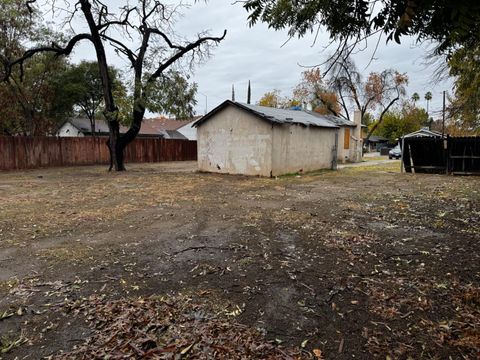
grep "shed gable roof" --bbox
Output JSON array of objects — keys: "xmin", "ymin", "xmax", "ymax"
[
  {"xmin": 193, "ymin": 100, "xmax": 340, "ymax": 129},
  {"xmin": 402, "ymin": 128, "xmax": 444, "ymax": 139}
]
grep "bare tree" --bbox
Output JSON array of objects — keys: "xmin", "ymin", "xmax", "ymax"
[
  {"xmin": 327, "ymin": 53, "xmax": 408, "ymax": 142},
  {"xmin": 3, "ymin": 0, "xmax": 226, "ymax": 171}
]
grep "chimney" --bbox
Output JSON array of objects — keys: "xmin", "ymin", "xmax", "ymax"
[{"xmin": 353, "ymin": 110, "xmax": 363, "ymax": 162}]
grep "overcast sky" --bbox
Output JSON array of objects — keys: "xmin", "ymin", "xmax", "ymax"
[
  {"xmin": 174, "ymin": 0, "xmax": 452, "ymax": 119},
  {"xmin": 66, "ymin": 0, "xmax": 453, "ymax": 119}
]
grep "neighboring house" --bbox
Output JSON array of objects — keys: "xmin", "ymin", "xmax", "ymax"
[
  {"xmin": 57, "ymin": 117, "xmax": 198, "ymax": 139},
  {"xmin": 363, "ymin": 135, "xmax": 389, "ymax": 152},
  {"xmin": 159, "ymin": 130, "xmax": 188, "ymax": 140},
  {"xmin": 193, "ymin": 100, "xmax": 362, "ymax": 177},
  {"xmin": 139, "ymin": 116, "xmax": 196, "ymax": 138},
  {"xmin": 57, "ymin": 118, "xmax": 114, "ymax": 137},
  {"xmin": 177, "ymin": 117, "xmax": 201, "ymax": 140},
  {"xmin": 402, "ymin": 128, "xmax": 444, "ymax": 139}
]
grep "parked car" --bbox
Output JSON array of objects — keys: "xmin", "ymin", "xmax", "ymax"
[{"xmin": 389, "ymin": 145, "xmax": 402, "ymax": 159}]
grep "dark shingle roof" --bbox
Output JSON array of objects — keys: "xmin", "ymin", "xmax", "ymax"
[
  {"xmin": 194, "ymin": 101, "xmax": 342, "ymax": 129},
  {"xmin": 141, "ymin": 116, "xmax": 200, "ymax": 134},
  {"xmin": 365, "ymin": 135, "xmax": 389, "ymax": 142},
  {"xmin": 67, "ymin": 116, "xmax": 199, "ymax": 136},
  {"xmin": 161, "ymin": 130, "xmax": 188, "ymax": 139},
  {"xmin": 69, "ymin": 118, "xmax": 119, "ymax": 133}
]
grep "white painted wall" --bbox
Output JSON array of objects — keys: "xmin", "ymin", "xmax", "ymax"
[
  {"xmin": 177, "ymin": 122, "xmax": 197, "ymax": 140},
  {"xmin": 271, "ymin": 124, "xmax": 337, "ymax": 176},
  {"xmin": 197, "ymin": 106, "xmax": 273, "ymax": 176},
  {"xmin": 57, "ymin": 122, "xmax": 84, "ymax": 137}
]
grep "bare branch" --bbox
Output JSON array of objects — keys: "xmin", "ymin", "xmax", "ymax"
[
  {"xmin": 101, "ymin": 34, "xmax": 137, "ymax": 66},
  {"xmin": 148, "ymin": 30, "xmax": 227, "ymax": 82},
  {"xmin": 148, "ymin": 29, "xmax": 184, "ymax": 50},
  {"xmin": 3, "ymin": 33, "xmax": 92, "ymax": 81},
  {"xmin": 97, "ymin": 6, "xmax": 137, "ymax": 32}
]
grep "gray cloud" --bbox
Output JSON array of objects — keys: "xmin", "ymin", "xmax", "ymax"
[
  {"xmin": 61, "ymin": 0, "xmax": 452, "ymax": 119},
  {"xmin": 176, "ymin": 0, "xmax": 452, "ymax": 119}
]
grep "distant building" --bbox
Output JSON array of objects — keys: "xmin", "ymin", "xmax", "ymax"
[
  {"xmin": 363, "ymin": 135, "xmax": 389, "ymax": 152},
  {"xmin": 177, "ymin": 119, "xmax": 200, "ymax": 140},
  {"xmin": 57, "ymin": 117, "xmax": 199, "ymax": 139},
  {"xmin": 402, "ymin": 128, "xmax": 444, "ymax": 139},
  {"xmin": 57, "ymin": 118, "xmax": 112, "ymax": 137}
]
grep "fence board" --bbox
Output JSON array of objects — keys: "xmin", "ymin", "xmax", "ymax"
[
  {"xmin": 0, "ymin": 136, "xmax": 197, "ymax": 170},
  {"xmin": 402, "ymin": 136, "xmax": 480, "ymax": 175}
]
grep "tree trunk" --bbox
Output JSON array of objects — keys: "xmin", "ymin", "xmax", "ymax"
[
  {"xmin": 107, "ymin": 119, "xmax": 125, "ymax": 171},
  {"xmin": 80, "ymin": 0, "xmax": 120, "ymax": 170},
  {"xmin": 365, "ymin": 97, "xmax": 399, "ymax": 143}
]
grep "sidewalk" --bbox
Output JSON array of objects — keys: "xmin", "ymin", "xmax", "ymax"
[{"xmin": 337, "ymin": 158, "xmax": 397, "ymax": 169}]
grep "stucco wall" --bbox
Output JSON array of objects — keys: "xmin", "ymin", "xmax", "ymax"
[
  {"xmin": 271, "ymin": 124, "xmax": 337, "ymax": 176},
  {"xmin": 197, "ymin": 106, "xmax": 273, "ymax": 176},
  {"xmin": 336, "ymin": 125, "xmax": 363, "ymax": 163},
  {"xmin": 337, "ymin": 127, "xmax": 348, "ymax": 163}
]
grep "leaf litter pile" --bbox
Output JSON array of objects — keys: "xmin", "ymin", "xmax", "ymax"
[{"xmin": 55, "ymin": 295, "xmax": 309, "ymax": 359}]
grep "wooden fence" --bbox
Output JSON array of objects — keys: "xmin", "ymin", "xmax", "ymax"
[
  {"xmin": 0, "ymin": 136, "xmax": 197, "ymax": 170},
  {"xmin": 402, "ymin": 136, "xmax": 480, "ymax": 175}
]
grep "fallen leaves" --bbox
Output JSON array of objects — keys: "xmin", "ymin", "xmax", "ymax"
[{"xmin": 55, "ymin": 295, "xmax": 305, "ymax": 359}]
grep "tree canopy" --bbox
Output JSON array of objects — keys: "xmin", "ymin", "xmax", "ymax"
[
  {"xmin": 55, "ymin": 61, "xmax": 127, "ymax": 133},
  {"xmin": 371, "ymin": 102, "xmax": 429, "ymax": 143},
  {"xmin": 3, "ymin": 0, "xmax": 226, "ymax": 171},
  {"xmin": 0, "ymin": 0, "xmax": 71, "ymax": 135},
  {"xmin": 244, "ymin": 0, "xmax": 480, "ymax": 56},
  {"xmin": 447, "ymin": 45, "xmax": 480, "ymax": 134}
]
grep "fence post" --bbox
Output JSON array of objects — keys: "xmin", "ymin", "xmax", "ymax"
[
  {"xmin": 400, "ymin": 137, "xmax": 405, "ymax": 173},
  {"xmin": 445, "ymin": 135, "xmax": 450, "ymax": 175}
]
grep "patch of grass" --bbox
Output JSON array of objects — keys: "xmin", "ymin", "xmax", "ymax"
[
  {"xmin": 344, "ymin": 161, "xmax": 401, "ymax": 173},
  {"xmin": 0, "ymin": 278, "xmax": 19, "ymax": 292},
  {"xmin": 0, "ymin": 333, "xmax": 27, "ymax": 354},
  {"xmin": 364, "ymin": 156, "xmax": 389, "ymax": 161},
  {"xmin": 278, "ymin": 168, "xmax": 333, "ymax": 179}
]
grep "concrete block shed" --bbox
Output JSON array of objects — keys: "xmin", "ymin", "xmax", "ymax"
[{"xmin": 194, "ymin": 101, "xmax": 360, "ymax": 177}]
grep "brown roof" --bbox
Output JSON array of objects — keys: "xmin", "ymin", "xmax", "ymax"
[{"xmin": 140, "ymin": 116, "xmax": 201, "ymax": 135}]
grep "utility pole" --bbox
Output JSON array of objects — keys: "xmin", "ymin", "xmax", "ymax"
[
  {"xmin": 232, "ymin": 84, "xmax": 235, "ymax": 102},
  {"xmin": 198, "ymin": 92, "xmax": 208, "ymax": 115},
  {"xmin": 247, "ymin": 80, "xmax": 251, "ymax": 104},
  {"xmin": 442, "ymin": 90, "xmax": 446, "ymax": 136}
]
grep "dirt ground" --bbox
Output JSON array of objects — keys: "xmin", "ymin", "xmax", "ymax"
[{"xmin": 0, "ymin": 160, "xmax": 479, "ymax": 359}]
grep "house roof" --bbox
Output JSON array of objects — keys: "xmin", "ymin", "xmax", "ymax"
[
  {"xmin": 160, "ymin": 130, "xmax": 188, "ymax": 140},
  {"xmin": 402, "ymin": 128, "xmax": 444, "ymax": 139},
  {"xmin": 67, "ymin": 118, "xmax": 125, "ymax": 134},
  {"xmin": 193, "ymin": 100, "xmax": 340, "ymax": 129},
  {"xmin": 309, "ymin": 112, "xmax": 356, "ymax": 127},
  {"xmin": 65, "ymin": 116, "xmax": 199, "ymax": 136},
  {"xmin": 141, "ymin": 116, "xmax": 200, "ymax": 135},
  {"xmin": 365, "ymin": 135, "xmax": 389, "ymax": 142}
]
